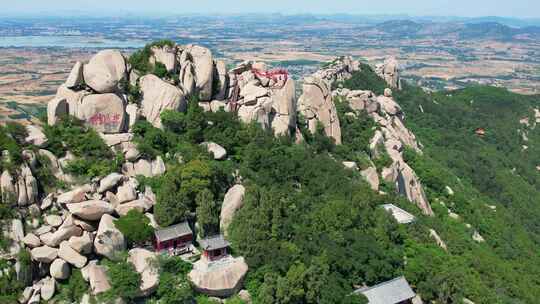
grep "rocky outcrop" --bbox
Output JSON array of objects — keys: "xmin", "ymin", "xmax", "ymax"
[
  {"xmin": 298, "ymin": 76, "xmax": 342, "ymax": 144},
  {"xmin": 140, "ymin": 74, "xmax": 187, "ymax": 128},
  {"xmin": 50, "ymin": 258, "xmax": 70, "ymax": 279},
  {"xmin": 98, "ymin": 173, "xmax": 124, "ymax": 193},
  {"xmin": 47, "ymin": 97, "xmax": 69, "ymax": 126},
  {"xmin": 189, "ymin": 256, "xmax": 249, "ymax": 298},
  {"xmin": 376, "ymin": 57, "xmax": 401, "ymax": 89},
  {"xmin": 83, "ymin": 50, "xmax": 127, "ymax": 93},
  {"xmin": 202, "ymin": 142, "xmax": 227, "ymax": 160},
  {"xmin": 65, "ymin": 61, "xmax": 84, "ymax": 89},
  {"xmin": 213, "ymin": 60, "xmax": 229, "ymax": 100},
  {"xmin": 296, "ymin": 57, "xmax": 360, "ymax": 144},
  {"xmin": 66, "ymin": 200, "xmax": 114, "ymax": 221},
  {"xmin": 84, "ymin": 261, "xmax": 111, "ymax": 295},
  {"xmin": 57, "ymin": 184, "xmax": 93, "ymax": 205},
  {"xmin": 58, "ymin": 241, "xmax": 87, "ymax": 268},
  {"xmin": 128, "ymin": 248, "xmax": 159, "ymax": 296},
  {"xmin": 151, "ymin": 45, "xmax": 177, "ymax": 73},
  {"xmin": 94, "ymin": 214, "xmax": 125, "ymax": 260},
  {"xmin": 0, "ymin": 170, "xmax": 16, "ymax": 202},
  {"xmin": 361, "ymin": 166, "xmax": 380, "ymax": 191},
  {"xmin": 223, "ymin": 62, "xmax": 297, "ymax": 137},
  {"xmin": 122, "ymin": 157, "xmax": 166, "ymax": 178},
  {"xmin": 31, "ymin": 245, "xmax": 58, "ymax": 263},
  {"xmin": 25, "ymin": 125, "xmax": 47, "ymax": 147},
  {"xmin": 185, "ymin": 45, "xmax": 214, "ymax": 101},
  {"xmin": 78, "ymin": 94, "xmax": 126, "ymax": 134},
  {"xmin": 18, "ymin": 164, "xmax": 38, "ymax": 206},
  {"xmin": 220, "ymin": 185, "xmax": 246, "ymax": 235},
  {"xmin": 333, "ymin": 77, "xmax": 432, "ymax": 215}
]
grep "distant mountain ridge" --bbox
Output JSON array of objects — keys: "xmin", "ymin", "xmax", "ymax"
[{"xmin": 375, "ymin": 19, "xmax": 540, "ymax": 40}]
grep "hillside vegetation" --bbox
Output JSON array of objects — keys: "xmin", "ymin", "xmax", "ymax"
[{"xmin": 1, "ymin": 49, "xmax": 540, "ymax": 304}]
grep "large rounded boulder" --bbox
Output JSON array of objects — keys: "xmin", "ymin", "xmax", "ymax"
[
  {"xmin": 83, "ymin": 50, "xmax": 127, "ymax": 93},
  {"xmin": 78, "ymin": 94, "xmax": 126, "ymax": 133},
  {"xmin": 140, "ymin": 74, "xmax": 187, "ymax": 128}
]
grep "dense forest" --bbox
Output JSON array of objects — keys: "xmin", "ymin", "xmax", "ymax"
[{"xmin": 1, "ymin": 60, "xmax": 540, "ymax": 303}]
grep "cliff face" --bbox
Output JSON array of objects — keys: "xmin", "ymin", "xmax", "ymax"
[{"xmin": 298, "ymin": 56, "xmax": 433, "ymax": 215}]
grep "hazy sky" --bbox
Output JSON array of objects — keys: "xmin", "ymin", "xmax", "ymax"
[{"xmin": 3, "ymin": 0, "xmax": 540, "ymax": 18}]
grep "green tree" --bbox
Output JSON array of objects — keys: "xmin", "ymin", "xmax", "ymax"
[
  {"xmin": 103, "ymin": 258, "xmax": 141, "ymax": 302},
  {"xmin": 196, "ymin": 189, "xmax": 219, "ymax": 237},
  {"xmin": 115, "ymin": 209, "xmax": 154, "ymax": 246},
  {"xmin": 54, "ymin": 270, "xmax": 88, "ymax": 303}
]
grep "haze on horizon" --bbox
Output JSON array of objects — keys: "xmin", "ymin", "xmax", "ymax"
[{"xmin": 2, "ymin": 0, "xmax": 539, "ymax": 19}]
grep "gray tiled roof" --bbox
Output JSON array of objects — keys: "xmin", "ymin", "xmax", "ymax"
[
  {"xmin": 381, "ymin": 204, "xmax": 416, "ymax": 224},
  {"xmin": 355, "ymin": 276, "xmax": 416, "ymax": 304},
  {"xmin": 154, "ymin": 221, "xmax": 192, "ymax": 242},
  {"xmin": 199, "ymin": 234, "xmax": 230, "ymax": 251}
]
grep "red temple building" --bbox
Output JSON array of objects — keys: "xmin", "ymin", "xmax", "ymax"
[
  {"xmin": 199, "ymin": 235, "xmax": 230, "ymax": 261},
  {"xmin": 154, "ymin": 221, "xmax": 193, "ymax": 254}
]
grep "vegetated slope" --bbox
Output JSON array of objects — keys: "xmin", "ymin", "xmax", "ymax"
[
  {"xmin": 2, "ymin": 50, "xmax": 540, "ymax": 304},
  {"xmin": 341, "ymin": 67, "xmax": 540, "ymax": 302}
]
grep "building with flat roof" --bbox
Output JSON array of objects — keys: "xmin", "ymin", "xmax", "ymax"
[
  {"xmin": 381, "ymin": 204, "xmax": 416, "ymax": 224},
  {"xmin": 354, "ymin": 276, "xmax": 416, "ymax": 304}
]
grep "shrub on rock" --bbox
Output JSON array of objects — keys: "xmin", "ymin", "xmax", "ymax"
[{"xmin": 115, "ymin": 210, "xmax": 154, "ymax": 247}]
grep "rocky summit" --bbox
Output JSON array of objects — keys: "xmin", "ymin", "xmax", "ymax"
[{"xmin": 2, "ymin": 35, "xmax": 540, "ymax": 304}]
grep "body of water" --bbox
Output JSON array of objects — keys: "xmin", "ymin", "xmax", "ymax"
[{"xmin": 0, "ymin": 36, "xmax": 147, "ymax": 48}]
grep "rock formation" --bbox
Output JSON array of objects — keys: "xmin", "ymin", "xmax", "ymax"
[
  {"xmin": 140, "ymin": 74, "xmax": 187, "ymax": 128},
  {"xmin": 219, "ymin": 184, "xmax": 246, "ymax": 235},
  {"xmin": 189, "ymin": 256, "xmax": 249, "ymax": 298},
  {"xmin": 297, "ymin": 56, "xmax": 361, "ymax": 144},
  {"xmin": 332, "ymin": 63, "xmax": 433, "ymax": 215},
  {"xmin": 376, "ymin": 57, "xmax": 401, "ymax": 89},
  {"xmin": 83, "ymin": 50, "xmax": 127, "ymax": 93}
]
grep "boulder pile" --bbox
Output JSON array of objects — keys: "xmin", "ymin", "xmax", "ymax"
[
  {"xmin": 1, "ymin": 148, "xmax": 162, "ymax": 303},
  {"xmin": 333, "ymin": 82, "xmax": 433, "ymax": 215},
  {"xmin": 298, "ymin": 56, "xmax": 361, "ymax": 144}
]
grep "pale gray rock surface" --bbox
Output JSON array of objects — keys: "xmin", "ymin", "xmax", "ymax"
[
  {"xmin": 140, "ymin": 74, "xmax": 187, "ymax": 128},
  {"xmin": 219, "ymin": 184, "xmax": 246, "ymax": 235},
  {"xmin": 128, "ymin": 248, "xmax": 159, "ymax": 296},
  {"xmin": 189, "ymin": 256, "xmax": 249, "ymax": 298},
  {"xmin": 98, "ymin": 173, "xmax": 124, "ymax": 193},
  {"xmin": 50, "ymin": 258, "xmax": 70, "ymax": 280},
  {"xmin": 202, "ymin": 142, "xmax": 227, "ymax": 160},
  {"xmin": 40, "ymin": 277, "xmax": 55, "ymax": 301},
  {"xmin": 31, "ymin": 246, "xmax": 58, "ymax": 263},
  {"xmin": 47, "ymin": 97, "xmax": 69, "ymax": 126},
  {"xmin": 298, "ymin": 76, "xmax": 342, "ymax": 144},
  {"xmin": 83, "ymin": 50, "xmax": 127, "ymax": 93},
  {"xmin": 22, "ymin": 233, "xmax": 41, "ymax": 248},
  {"xmin": 65, "ymin": 61, "xmax": 84, "ymax": 89},
  {"xmin": 25, "ymin": 125, "xmax": 48, "ymax": 147},
  {"xmin": 68, "ymin": 232, "xmax": 94, "ymax": 254},
  {"xmin": 66, "ymin": 200, "xmax": 114, "ymax": 221},
  {"xmin": 360, "ymin": 166, "xmax": 380, "ymax": 191},
  {"xmin": 94, "ymin": 214, "xmax": 125, "ymax": 260},
  {"xmin": 78, "ymin": 94, "xmax": 126, "ymax": 134},
  {"xmin": 151, "ymin": 45, "xmax": 177, "ymax": 73},
  {"xmin": 58, "ymin": 241, "xmax": 87, "ymax": 268},
  {"xmin": 57, "ymin": 184, "xmax": 92, "ymax": 205},
  {"xmin": 185, "ymin": 45, "xmax": 214, "ymax": 101}
]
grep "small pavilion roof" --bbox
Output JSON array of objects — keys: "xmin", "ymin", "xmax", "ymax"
[
  {"xmin": 154, "ymin": 221, "xmax": 192, "ymax": 242},
  {"xmin": 199, "ymin": 235, "xmax": 230, "ymax": 251}
]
